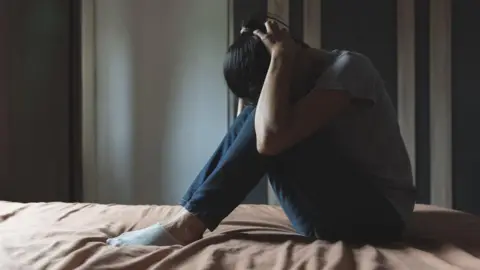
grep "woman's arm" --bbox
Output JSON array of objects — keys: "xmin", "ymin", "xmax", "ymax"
[
  {"xmin": 255, "ymin": 53, "xmax": 350, "ymax": 155},
  {"xmin": 253, "ymin": 21, "xmax": 350, "ymax": 156}
]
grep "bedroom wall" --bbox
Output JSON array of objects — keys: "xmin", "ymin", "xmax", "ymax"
[
  {"xmin": 88, "ymin": 0, "xmax": 406, "ymax": 206},
  {"xmin": 89, "ymin": 0, "xmax": 480, "ymax": 215},
  {"xmin": 93, "ymin": 0, "xmax": 232, "ymax": 204}
]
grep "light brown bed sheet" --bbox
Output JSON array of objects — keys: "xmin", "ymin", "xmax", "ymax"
[{"xmin": 1, "ymin": 201, "xmax": 480, "ymax": 270}]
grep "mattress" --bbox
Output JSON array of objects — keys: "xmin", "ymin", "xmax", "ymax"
[{"xmin": 0, "ymin": 201, "xmax": 479, "ymax": 270}]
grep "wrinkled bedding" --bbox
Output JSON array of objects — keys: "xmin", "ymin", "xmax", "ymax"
[{"xmin": 0, "ymin": 201, "xmax": 480, "ymax": 270}]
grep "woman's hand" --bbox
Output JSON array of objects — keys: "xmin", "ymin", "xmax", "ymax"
[{"xmin": 253, "ymin": 20, "xmax": 297, "ymax": 58}]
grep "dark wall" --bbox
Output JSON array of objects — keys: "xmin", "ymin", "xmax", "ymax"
[
  {"xmin": 452, "ymin": 0, "xmax": 480, "ymax": 214},
  {"xmin": 0, "ymin": 1, "xmax": 80, "ymax": 202},
  {"xmin": 0, "ymin": 2, "xmax": 9, "ymax": 188},
  {"xmin": 288, "ymin": 0, "xmax": 303, "ymax": 40},
  {"xmin": 414, "ymin": 0, "xmax": 431, "ymax": 204},
  {"xmin": 321, "ymin": 0, "xmax": 398, "ymax": 108}
]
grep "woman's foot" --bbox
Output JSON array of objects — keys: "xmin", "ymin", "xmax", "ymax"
[
  {"xmin": 106, "ymin": 223, "xmax": 182, "ymax": 246},
  {"xmin": 106, "ymin": 208, "xmax": 206, "ymax": 247}
]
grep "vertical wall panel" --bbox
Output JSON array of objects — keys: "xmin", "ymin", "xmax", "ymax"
[
  {"xmin": 70, "ymin": 0, "xmax": 83, "ymax": 202},
  {"xmin": 289, "ymin": 0, "xmax": 303, "ymax": 40},
  {"xmin": 82, "ymin": 0, "xmax": 98, "ymax": 202},
  {"xmin": 268, "ymin": 0, "xmax": 289, "ymax": 24},
  {"xmin": 414, "ymin": 0, "xmax": 431, "ymax": 204},
  {"xmin": 397, "ymin": 0, "xmax": 416, "ymax": 184},
  {"xmin": 429, "ymin": 0, "xmax": 452, "ymax": 208},
  {"xmin": 0, "ymin": 1, "xmax": 9, "ymax": 189},
  {"xmin": 321, "ymin": 0, "xmax": 398, "ymax": 108},
  {"xmin": 303, "ymin": 0, "xmax": 321, "ymax": 49},
  {"xmin": 452, "ymin": 0, "xmax": 480, "ymax": 214}
]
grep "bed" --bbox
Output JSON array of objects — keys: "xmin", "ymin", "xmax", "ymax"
[{"xmin": 0, "ymin": 201, "xmax": 479, "ymax": 270}]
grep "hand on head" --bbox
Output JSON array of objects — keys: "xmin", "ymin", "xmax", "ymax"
[{"xmin": 252, "ymin": 20, "xmax": 298, "ymax": 58}]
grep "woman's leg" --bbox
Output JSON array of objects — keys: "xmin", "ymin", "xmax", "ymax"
[
  {"xmin": 108, "ymin": 105, "xmax": 271, "ymax": 246},
  {"xmin": 178, "ymin": 106, "xmax": 271, "ymax": 231},
  {"xmin": 268, "ymin": 171, "xmax": 406, "ymax": 244},
  {"xmin": 180, "ymin": 105, "xmax": 256, "ymax": 204},
  {"xmin": 107, "ymin": 104, "xmax": 405, "ymax": 246},
  {"xmin": 266, "ymin": 132, "xmax": 407, "ymax": 244}
]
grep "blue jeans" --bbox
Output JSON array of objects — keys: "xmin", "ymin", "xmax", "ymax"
[{"xmin": 180, "ymin": 106, "xmax": 404, "ymax": 244}]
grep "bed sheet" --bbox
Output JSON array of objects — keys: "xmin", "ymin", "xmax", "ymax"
[{"xmin": 1, "ymin": 201, "xmax": 479, "ymax": 269}]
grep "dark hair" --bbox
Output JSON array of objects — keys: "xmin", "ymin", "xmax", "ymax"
[{"xmin": 223, "ymin": 16, "xmax": 308, "ymax": 104}]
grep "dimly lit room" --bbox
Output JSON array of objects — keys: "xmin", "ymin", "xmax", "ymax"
[{"xmin": 1, "ymin": 0, "xmax": 480, "ymax": 269}]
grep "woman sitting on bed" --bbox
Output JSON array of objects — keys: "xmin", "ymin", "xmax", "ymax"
[{"xmin": 107, "ymin": 18, "xmax": 416, "ymax": 246}]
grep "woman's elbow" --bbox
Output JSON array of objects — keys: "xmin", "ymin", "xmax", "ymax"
[
  {"xmin": 254, "ymin": 118, "xmax": 290, "ymax": 156},
  {"xmin": 256, "ymin": 134, "xmax": 283, "ymax": 156}
]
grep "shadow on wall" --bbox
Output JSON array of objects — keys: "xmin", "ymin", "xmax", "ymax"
[
  {"xmin": 96, "ymin": 0, "xmax": 136, "ymax": 204},
  {"xmin": 130, "ymin": 0, "xmax": 194, "ymax": 204},
  {"xmin": 131, "ymin": 1, "xmax": 189, "ymax": 203},
  {"xmin": 95, "ymin": 0, "xmax": 229, "ymax": 205}
]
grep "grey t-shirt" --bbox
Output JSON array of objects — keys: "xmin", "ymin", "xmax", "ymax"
[{"xmin": 314, "ymin": 50, "xmax": 416, "ymax": 222}]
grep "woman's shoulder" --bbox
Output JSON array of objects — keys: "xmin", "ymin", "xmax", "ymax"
[
  {"xmin": 318, "ymin": 49, "xmax": 375, "ymax": 79},
  {"xmin": 327, "ymin": 49, "xmax": 372, "ymax": 65}
]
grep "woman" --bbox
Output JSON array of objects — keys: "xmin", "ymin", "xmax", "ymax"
[{"xmin": 107, "ymin": 18, "xmax": 416, "ymax": 246}]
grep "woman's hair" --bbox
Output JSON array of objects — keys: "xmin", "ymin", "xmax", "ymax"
[{"xmin": 223, "ymin": 16, "xmax": 308, "ymax": 104}]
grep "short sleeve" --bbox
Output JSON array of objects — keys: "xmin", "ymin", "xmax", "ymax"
[{"xmin": 314, "ymin": 51, "xmax": 378, "ymax": 104}]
